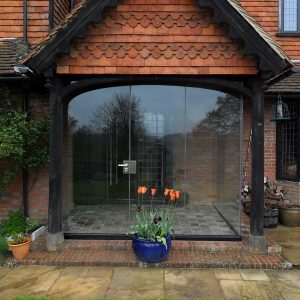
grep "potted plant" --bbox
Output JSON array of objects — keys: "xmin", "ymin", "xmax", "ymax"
[
  {"xmin": 279, "ymin": 200, "xmax": 300, "ymax": 227},
  {"xmin": 1, "ymin": 210, "xmax": 39, "ymax": 260},
  {"xmin": 241, "ymin": 177, "xmax": 285, "ymax": 228},
  {"xmin": 129, "ymin": 186, "xmax": 180, "ymax": 263}
]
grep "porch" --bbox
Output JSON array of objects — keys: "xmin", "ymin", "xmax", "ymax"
[
  {"xmin": 21, "ymin": 0, "xmax": 293, "ymax": 254},
  {"xmin": 20, "ymin": 214, "xmax": 288, "ymax": 269}
]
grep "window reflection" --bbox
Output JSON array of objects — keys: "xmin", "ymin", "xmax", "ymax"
[{"xmin": 66, "ymin": 85, "xmax": 241, "ymax": 235}]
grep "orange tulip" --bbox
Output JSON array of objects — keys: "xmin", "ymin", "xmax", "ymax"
[
  {"xmin": 141, "ymin": 186, "xmax": 147, "ymax": 195},
  {"xmin": 164, "ymin": 188, "xmax": 170, "ymax": 197},
  {"xmin": 170, "ymin": 190, "xmax": 176, "ymax": 202},
  {"xmin": 175, "ymin": 190, "xmax": 180, "ymax": 199},
  {"xmin": 137, "ymin": 186, "xmax": 142, "ymax": 195},
  {"xmin": 151, "ymin": 188, "xmax": 157, "ymax": 196}
]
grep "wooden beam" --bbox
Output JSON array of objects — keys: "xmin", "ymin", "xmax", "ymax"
[
  {"xmin": 48, "ymin": 74, "xmax": 63, "ymax": 235},
  {"xmin": 199, "ymin": 0, "xmax": 290, "ymax": 75},
  {"xmin": 49, "ymin": 0, "xmax": 54, "ymax": 31},
  {"xmin": 61, "ymin": 75, "xmax": 254, "ymax": 103},
  {"xmin": 28, "ymin": 0, "xmax": 117, "ymax": 72},
  {"xmin": 250, "ymin": 77, "xmax": 265, "ymax": 237}
]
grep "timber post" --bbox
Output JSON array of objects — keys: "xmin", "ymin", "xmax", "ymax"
[
  {"xmin": 46, "ymin": 69, "xmax": 64, "ymax": 251},
  {"xmin": 249, "ymin": 76, "xmax": 266, "ymax": 254}
]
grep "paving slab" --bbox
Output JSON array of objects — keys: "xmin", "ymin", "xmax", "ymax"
[
  {"xmin": 0, "ymin": 267, "xmax": 12, "ymax": 280},
  {"xmin": 220, "ymin": 280, "xmax": 282, "ymax": 300},
  {"xmin": 240, "ymin": 270, "xmax": 270, "ymax": 281},
  {"xmin": 0, "ymin": 267, "xmax": 62, "ymax": 300},
  {"xmin": 86, "ymin": 267, "xmax": 113, "ymax": 278},
  {"xmin": 47, "ymin": 275, "xmax": 110, "ymax": 299},
  {"xmin": 267, "ymin": 270, "xmax": 300, "ymax": 293},
  {"xmin": 165, "ymin": 269, "xmax": 224, "ymax": 299},
  {"xmin": 214, "ymin": 269, "xmax": 242, "ymax": 280},
  {"xmin": 110, "ymin": 268, "xmax": 164, "ymax": 291},
  {"xmin": 5, "ymin": 265, "xmax": 58, "ymax": 278},
  {"xmin": 281, "ymin": 292, "xmax": 300, "ymax": 300},
  {"xmin": 107, "ymin": 288, "xmax": 164, "ymax": 299},
  {"xmin": 281, "ymin": 244, "xmax": 300, "ymax": 265},
  {"xmin": 60, "ymin": 266, "xmax": 89, "ymax": 277}
]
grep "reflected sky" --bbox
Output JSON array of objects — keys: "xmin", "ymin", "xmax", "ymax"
[{"xmin": 69, "ymin": 85, "xmax": 226, "ymax": 133}]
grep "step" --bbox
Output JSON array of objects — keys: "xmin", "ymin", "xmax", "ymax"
[
  {"xmin": 266, "ymin": 225, "xmax": 300, "ymax": 243},
  {"xmin": 62, "ymin": 239, "xmax": 249, "ymax": 254},
  {"xmin": 20, "ymin": 247, "xmax": 289, "ymax": 270}
]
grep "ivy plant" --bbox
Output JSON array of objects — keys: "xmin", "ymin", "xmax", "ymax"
[{"xmin": 0, "ymin": 87, "xmax": 49, "ymax": 197}]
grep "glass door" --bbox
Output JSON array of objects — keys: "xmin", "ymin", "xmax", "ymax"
[{"xmin": 66, "ymin": 85, "xmax": 241, "ymax": 237}]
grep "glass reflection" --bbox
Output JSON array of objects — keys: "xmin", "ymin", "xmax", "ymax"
[{"xmin": 66, "ymin": 85, "xmax": 241, "ymax": 236}]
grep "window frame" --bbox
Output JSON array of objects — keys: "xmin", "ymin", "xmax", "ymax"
[
  {"xmin": 276, "ymin": 98, "xmax": 300, "ymax": 181},
  {"xmin": 279, "ymin": 0, "xmax": 300, "ymax": 33}
]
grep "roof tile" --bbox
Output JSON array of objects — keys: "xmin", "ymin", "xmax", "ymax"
[{"xmin": 0, "ymin": 38, "xmax": 29, "ymax": 75}]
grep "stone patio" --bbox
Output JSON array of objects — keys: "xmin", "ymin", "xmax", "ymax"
[
  {"xmin": 63, "ymin": 203, "xmax": 238, "ymax": 236},
  {"xmin": 0, "ymin": 266, "xmax": 300, "ymax": 299}
]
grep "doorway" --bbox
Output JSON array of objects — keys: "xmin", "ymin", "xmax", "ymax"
[{"xmin": 64, "ymin": 85, "xmax": 242, "ymax": 238}]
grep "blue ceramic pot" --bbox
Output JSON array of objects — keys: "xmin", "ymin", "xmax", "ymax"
[{"xmin": 132, "ymin": 234, "xmax": 171, "ymax": 263}]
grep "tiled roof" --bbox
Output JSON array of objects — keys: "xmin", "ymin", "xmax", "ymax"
[
  {"xmin": 0, "ymin": 38, "xmax": 29, "ymax": 75},
  {"xmin": 227, "ymin": 0, "xmax": 290, "ymax": 63},
  {"xmin": 267, "ymin": 70, "xmax": 300, "ymax": 94},
  {"xmin": 22, "ymin": 0, "xmax": 90, "ymax": 65}
]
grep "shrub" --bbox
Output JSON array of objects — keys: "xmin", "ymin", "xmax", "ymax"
[{"xmin": 0, "ymin": 86, "xmax": 49, "ymax": 197}]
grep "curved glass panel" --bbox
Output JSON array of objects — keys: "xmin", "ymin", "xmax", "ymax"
[{"xmin": 64, "ymin": 85, "xmax": 241, "ymax": 236}]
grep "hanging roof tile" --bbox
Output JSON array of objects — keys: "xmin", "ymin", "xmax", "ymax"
[
  {"xmin": 0, "ymin": 38, "xmax": 29, "ymax": 75},
  {"xmin": 267, "ymin": 69, "xmax": 300, "ymax": 94},
  {"xmin": 23, "ymin": 0, "xmax": 291, "ymax": 75}
]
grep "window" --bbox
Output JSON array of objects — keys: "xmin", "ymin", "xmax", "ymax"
[
  {"xmin": 277, "ymin": 101, "xmax": 300, "ymax": 180},
  {"xmin": 280, "ymin": 0, "xmax": 300, "ymax": 32}
]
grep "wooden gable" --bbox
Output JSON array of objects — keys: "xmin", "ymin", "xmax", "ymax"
[{"xmin": 55, "ymin": 0, "xmax": 258, "ymax": 75}]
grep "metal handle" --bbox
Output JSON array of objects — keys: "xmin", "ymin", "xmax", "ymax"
[{"xmin": 118, "ymin": 163, "xmax": 128, "ymax": 167}]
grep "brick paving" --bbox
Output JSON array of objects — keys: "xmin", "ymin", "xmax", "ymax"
[{"xmin": 19, "ymin": 214, "xmax": 290, "ymax": 270}]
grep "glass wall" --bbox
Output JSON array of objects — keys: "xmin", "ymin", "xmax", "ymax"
[{"xmin": 64, "ymin": 85, "xmax": 241, "ymax": 236}]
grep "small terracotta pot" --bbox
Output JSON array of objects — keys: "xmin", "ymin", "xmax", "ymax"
[{"xmin": 9, "ymin": 237, "xmax": 32, "ymax": 260}]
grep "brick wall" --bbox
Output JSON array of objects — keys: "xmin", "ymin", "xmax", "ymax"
[
  {"xmin": 27, "ymin": 0, "xmax": 49, "ymax": 45},
  {"xmin": 243, "ymin": 97, "xmax": 300, "ymax": 205},
  {"xmin": 0, "ymin": 89, "xmax": 49, "ymax": 221},
  {"xmin": 0, "ymin": 0, "xmax": 23, "ymax": 39},
  {"xmin": 0, "ymin": 0, "xmax": 49, "ymax": 46},
  {"xmin": 242, "ymin": 98, "xmax": 277, "ymax": 185},
  {"xmin": 240, "ymin": 0, "xmax": 300, "ymax": 62}
]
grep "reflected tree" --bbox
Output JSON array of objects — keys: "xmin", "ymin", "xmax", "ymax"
[
  {"xmin": 72, "ymin": 93, "xmax": 145, "ymax": 188},
  {"xmin": 90, "ymin": 93, "xmax": 144, "ymax": 137},
  {"xmin": 192, "ymin": 94, "xmax": 240, "ymax": 135}
]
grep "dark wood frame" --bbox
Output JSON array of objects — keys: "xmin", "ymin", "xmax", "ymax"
[
  {"xmin": 279, "ymin": 0, "xmax": 300, "ymax": 33},
  {"xmin": 276, "ymin": 98, "xmax": 300, "ymax": 181},
  {"xmin": 44, "ymin": 73, "xmax": 265, "ymax": 242},
  {"xmin": 49, "ymin": 0, "xmax": 54, "ymax": 31},
  {"xmin": 61, "ymin": 75, "xmax": 255, "ymax": 102}
]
